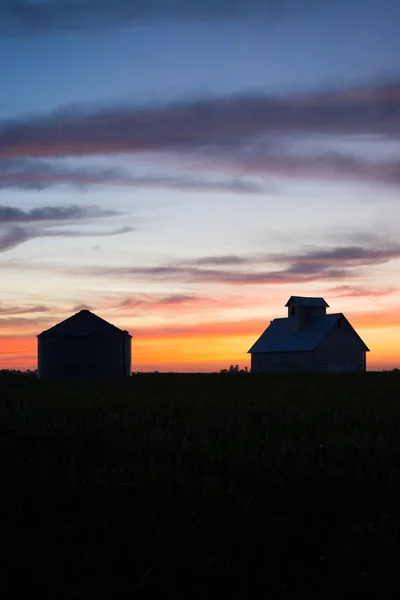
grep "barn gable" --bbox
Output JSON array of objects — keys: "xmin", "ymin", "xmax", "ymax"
[{"xmin": 315, "ymin": 314, "xmax": 369, "ymax": 353}]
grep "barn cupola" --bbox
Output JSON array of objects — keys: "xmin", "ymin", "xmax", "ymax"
[{"xmin": 285, "ymin": 296, "xmax": 329, "ymax": 334}]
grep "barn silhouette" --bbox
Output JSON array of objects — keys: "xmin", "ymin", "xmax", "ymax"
[{"xmin": 248, "ymin": 296, "xmax": 369, "ymax": 373}]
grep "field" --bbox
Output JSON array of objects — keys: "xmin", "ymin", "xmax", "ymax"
[{"xmin": 2, "ymin": 373, "xmax": 400, "ymax": 598}]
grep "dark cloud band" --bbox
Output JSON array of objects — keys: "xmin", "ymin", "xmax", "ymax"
[
  {"xmin": 0, "ymin": 203, "xmax": 131, "ymax": 252},
  {"xmin": 1, "ymin": 82, "xmax": 399, "ymax": 158},
  {"xmin": 0, "ymin": 0, "xmax": 306, "ymax": 34},
  {"xmin": 0, "ymin": 158, "xmax": 264, "ymax": 194},
  {"xmin": 1, "ymin": 80, "xmax": 399, "ymax": 190}
]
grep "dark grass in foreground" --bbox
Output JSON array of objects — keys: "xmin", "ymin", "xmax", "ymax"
[{"xmin": 1, "ymin": 373, "xmax": 400, "ymax": 598}]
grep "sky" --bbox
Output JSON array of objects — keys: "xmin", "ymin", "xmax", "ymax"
[{"xmin": 1, "ymin": 0, "xmax": 400, "ymax": 372}]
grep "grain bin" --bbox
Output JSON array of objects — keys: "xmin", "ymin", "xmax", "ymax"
[{"xmin": 37, "ymin": 309, "xmax": 131, "ymax": 379}]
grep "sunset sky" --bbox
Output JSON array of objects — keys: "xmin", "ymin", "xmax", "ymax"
[{"xmin": 1, "ymin": 0, "xmax": 400, "ymax": 371}]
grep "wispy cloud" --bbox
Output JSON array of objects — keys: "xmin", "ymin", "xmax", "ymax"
[
  {"xmin": 0, "ymin": 226, "xmax": 30, "ymax": 253},
  {"xmin": 85, "ymin": 240, "xmax": 400, "ymax": 285},
  {"xmin": 272, "ymin": 244, "xmax": 400, "ymax": 269},
  {"xmin": 116, "ymin": 293, "xmax": 259, "ymax": 314},
  {"xmin": 0, "ymin": 158, "xmax": 264, "ymax": 194},
  {"xmin": 0, "ymin": 304, "xmax": 49, "ymax": 315},
  {"xmin": 0, "ymin": 203, "xmax": 132, "ymax": 253},
  {"xmin": 0, "ymin": 224, "xmax": 132, "ymax": 253},
  {"xmin": 186, "ymin": 255, "xmax": 250, "ymax": 266},
  {"xmin": 328, "ymin": 285, "xmax": 397, "ymax": 298},
  {"xmin": 96, "ymin": 264, "xmax": 348, "ymax": 285},
  {"xmin": 0, "ymin": 204, "xmax": 116, "ymax": 223},
  {"xmin": 118, "ymin": 294, "xmax": 199, "ymax": 310},
  {"xmin": 188, "ymin": 243, "xmax": 400, "ymax": 268},
  {"xmin": 0, "ymin": 316, "xmax": 51, "ymax": 329},
  {"xmin": 2, "ymin": 236, "xmax": 399, "ymax": 282},
  {"xmin": 231, "ymin": 152, "xmax": 400, "ymax": 187}
]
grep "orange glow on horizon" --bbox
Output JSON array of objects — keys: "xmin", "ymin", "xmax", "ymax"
[{"xmin": 1, "ymin": 313, "xmax": 399, "ymax": 372}]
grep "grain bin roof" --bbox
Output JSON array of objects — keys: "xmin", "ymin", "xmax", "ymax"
[
  {"xmin": 38, "ymin": 309, "xmax": 132, "ymax": 338},
  {"xmin": 285, "ymin": 296, "xmax": 329, "ymax": 307}
]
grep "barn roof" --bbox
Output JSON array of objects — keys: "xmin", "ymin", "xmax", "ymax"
[
  {"xmin": 38, "ymin": 310, "xmax": 132, "ymax": 338},
  {"xmin": 285, "ymin": 296, "xmax": 329, "ymax": 307},
  {"xmin": 248, "ymin": 313, "xmax": 369, "ymax": 353}
]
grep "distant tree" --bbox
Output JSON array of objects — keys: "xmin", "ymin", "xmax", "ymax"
[
  {"xmin": 221, "ymin": 365, "xmax": 249, "ymax": 374},
  {"xmin": 228, "ymin": 365, "xmax": 244, "ymax": 373}
]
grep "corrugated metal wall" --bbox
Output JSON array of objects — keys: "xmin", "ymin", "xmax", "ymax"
[
  {"xmin": 251, "ymin": 351, "xmax": 314, "ymax": 373},
  {"xmin": 38, "ymin": 332, "xmax": 132, "ymax": 379}
]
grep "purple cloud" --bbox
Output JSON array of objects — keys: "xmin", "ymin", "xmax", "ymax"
[
  {"xmin": 119, "ymin": 294, "xmax": 201, "ymax": 309},
  {"xmin": 1, "ymin": 80, "xmax": 399, "ymax": 189},
  {"xmin": 0, "ymin": 304, "xmax": 49, "ymax": 315},
  {"xmin": 1, "ymin": 80, "xmax": 399, "ymax": 160},
  {"xmin": 0, "ymin": 203, "xmax": 132, "ymax": 253},
  {"xmin": 0, "ymin": 204, "xmax": 116, "ymax": 223},
  {"xmin": 0, "ymin": 158, "xmax": 265, "ymax": 194},
  {"xmin": 2, "ymin": 235, "xmax": 400, "ymax": 285},
  {"xmin": 82, "ymin": 240, "xmax": 400, "ymax": 285},
  {"xmin": 187, "ymin": 244, "xmax": 400, "ymax": 269},
  {"xmin": 329, "ymin": 285, "xmax": 397, "ymax": 298},
  {"xmin": 0, "ymin": 225, "xmax": 132, "ymax": 253}
]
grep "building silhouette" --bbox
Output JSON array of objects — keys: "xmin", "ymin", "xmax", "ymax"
[
  {"xmin": 248, "ymin": 296, "xmax": 369, "ymax": 373},
  {"xmin": 37, "ymin": 309, "xmax": 131, "ymax": 379}
]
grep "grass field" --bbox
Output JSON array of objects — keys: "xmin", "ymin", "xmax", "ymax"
[{"xmin": 1, "ymin": 373, "xmax": 400, "ymax": 598}]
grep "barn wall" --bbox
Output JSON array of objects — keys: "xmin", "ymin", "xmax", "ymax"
[
  {"xmin": 123, "ymin": 335, "xmax": 132, "ymax": 376},
  {"xmin": 314, "ymin": 319, "xmax": 366, "ymax": 372},
  {"xmin": 38, "ymin": 333, "xmax": 131, "ymax": 379},
  {"xmin": 251, "ymin": 351, "xmax": 314, "ymax": 373}
]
